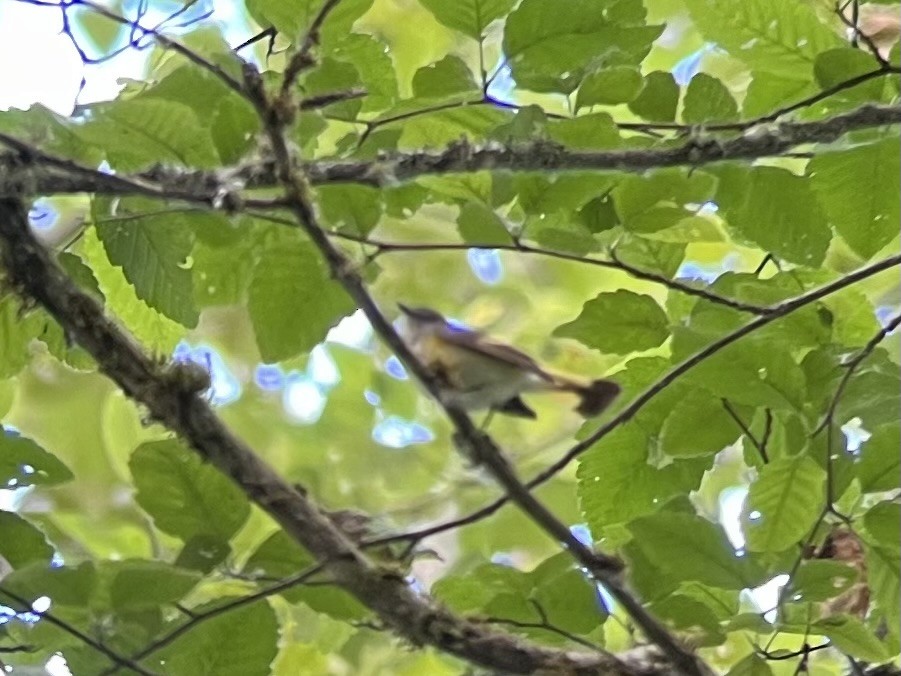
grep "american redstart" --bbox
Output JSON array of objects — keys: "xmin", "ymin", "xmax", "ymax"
[{"xmin": 397, "ymin": 304, "xmax": 620, "ymax": 419}]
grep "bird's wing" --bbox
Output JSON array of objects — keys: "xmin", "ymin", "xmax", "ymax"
[{"xmin": 441, "ymin": 328, "xmax": 553, "ymax": 381}]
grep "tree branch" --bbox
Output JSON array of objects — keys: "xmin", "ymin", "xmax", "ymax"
[
  {"xmin": 2, "ymin": 103, "xmax": 898, "ymax": 202},
  {"xmin": 241, "ymin": 51, "xmax": 709, "ymax": 676},
  {"xmin": 0, "ymin": 197, "xmax": 653, "ymax": 676}
]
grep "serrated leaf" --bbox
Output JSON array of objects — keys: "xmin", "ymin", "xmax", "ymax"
[
  {"xmin": 629, "ymin": 71, "xmax": 679, "ymax": 122},
  {"xmin": 516, "ymin": 173, "xmax": 615, "ymax": 215},
  {"xmin": 153, "ymin": 600, "xmax": 279, "ymax": 676},
  {"xmin": 244, "ymin": 530, "xmax": 314, "ymax": 579},
  {"xmin": 576, "ymin": 66, "xmax": 644, "ymax": 109},
  {"xmin": 248, "ymin": 237, "xmax": 354, "ymax": 362},
  {"xmin": 683, "ymin": 0, "xmax": 843, "ymax": 78},
  {"xmin": 629, "ymin": 512, "xmax": 767, "ymax": 589},
  {"xmin": 109, "ymin": 560, "xmax": 201, "ymax": 610},
  {"xmin": 95, "ymin": 213, "xmax": 198, "ymax": 328},
  {"xmin": 555, "ymin": 290, "xmax": 670, "ymax": 354},
  {"xmin": 130, "ymin": 440, "xmax": 251, "ymax": 542},
  {"xmin": 683, "ymin": 73, "xmax": 738, "ymax": 123},
  {"xmin": 78, "ymin": 99, "xmax": 219, "ymax": 171},
  {"xmin": 0, "ymin": 512, "xmax": 54, "ymax": 569},
  {"xmin": 742, "ymin": 455, "xmax": 825, "ymax": 552},
  {"xmin": 418, "ymin": 0, "xmax": 515, "ymax": 39},
  {"xmin": 809, "ymin": 137, "xmax": 900, "ymax": 258},
  {"xmin": 503, "ymin": 0, "xmax": 663, "ymax": 93},
  {"xmin": 724, "ymin": 166, "xmax": 831, "ymax": 266},
  {"xmin": 526, "ymin": 212, "xmax": 598, "ymax": 255},
  {"xmin": 412, "ymin": 56, "xmax": 479, "ymax": 98},
  {"xmin": 660, "ymin": 390, "xmax": 741, "ymax": 456},
  {"xmin": 578, "ymin": 425, "xmax": 711, "ymax": 532},
  {"xmin": 0, "ymin": 429, "xmax": 74, "ymax": 488},
  {"xmin": 80, "ymin": 226, "xmax": 185, "ymax": 352}
]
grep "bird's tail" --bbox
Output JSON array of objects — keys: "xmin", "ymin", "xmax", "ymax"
[{"xmin": 554, "ymin": 377, "xmax": 620, "ymax": 417}]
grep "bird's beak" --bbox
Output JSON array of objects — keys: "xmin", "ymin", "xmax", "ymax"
[{"xmin": 397, "ymin": 303, "xmax": 413, "ymax": 317}]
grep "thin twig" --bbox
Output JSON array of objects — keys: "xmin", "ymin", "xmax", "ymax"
[
  {"xmin": 812, "ymin": 311, "xmax": 901, "ymax": 436},
  {"xmin": 101, "ymin": 564, "xmax": 327, "ymax": 675},
  {"xmin": 0, "ymin": 585, "xmax": 157, "ymax": 676}
]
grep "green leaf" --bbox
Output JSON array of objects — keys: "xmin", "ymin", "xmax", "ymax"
[
  {"xmin": 613, "ymin": 168, "xmax": 718, "ymax": 234},
  {"xmin": 526, "ymin": 212, "xmax": 598, "ymax": 255},
  {"xmin": 725, "ymin": 654, "xmax": 774, "ymax": 676},
  {"xmin": 516, "ymin": 173, "xmax": 615, "ymax": 215},
  {"xmin": 457, "ymin": 202, "xmax": 510, "ymax": 245},
  {"xmin": 245, "ymin": 0, "xmax": 371, "ymax": 40},
  {"xmin": 1, "ymin": 562, "xmax": 96, "ymax": 607},
  {"xmin": 808, "ymin": 137, "xmax": 900, "ymax": 258},
  {"xmin": 109, "ymin": 560, "xmax": 201, "ymax": 610},
  {"xmin": 660, "ymin": 390, "xmax": 741, "ymax": 456},
  {"xmin": 244, "ymin": 530, "xmax": 314, "ymax": 579},
  {"xmin": 418, "ymin": 0, "xmax": 515, "ymax": 39},
  {"xmin": 723, "ymin": 166, "xmax": 831, "ymax": 266},
  {"xmin": 548, "ymin": 112, "xmax": 623, "ymax": 149},
  {"xmin": 78, "ymin": 99, "xmax": 219, "ymax": 171},
  {"xmin": 683, "ymin": 0, "xmax": 843, "ymax": 78},
  {"xmin": 578, "ymin": 424, "xmax": 711, "ymax": 533},
  {"xmin": 743, "ymin": 72, "xmax": 816, "ymax": 119},
  {"xmin": 153, "ymin": 600, "xmax": 279, "ymax": 676},
  {"xmin": 503, "ymin": 0, "xmax": 663, "ymax": 93},
  {"xmin": 857, "ymin": 423, "xmax": 901, "ymax": 493},
  {"xmin": 814, "ymin": 48, "xmax": 885, "ymax": 98},
  {"xmin": 0, "ymin": 429, "xmax": 74, "ymax": 488},
  {"xmin": 864, "ymin": 501, "xmax": 900, "ymax": 547},
  {"xmin": 0, "ymin": 512, "xmax": 54, "ymax": 569},
  {"xmin": 812, "ymin": 615, "xmax": 890, "ymax": 662},
  {"xmin": 80, "ymin": 226, "xmax": 185, "ymax": 352},
  {"xmin": 412, "ymin": 56, "xmax": 479, "ymax": 98},
  {"xmin": 683, "ymin": 73, "xmax": 738, "ymax": 124},
  {"xmin": 530, "ymin": 560, "xmax": 605, "ymax": 633},
  {"xmin": 248, "ymin": 237, "xmax": 354, "ymax": 362},
  {"xmin": 628, "ymin": 71, "xmax": 679, "ymax": 122},
  {"xmin": 628, "ymin": 512, "xmax": 767, "ymax": 589},
  {"xmin": 130, "ymin": 440, "xmax": 251, "ymax": 542},
  {"xmin": 316, "ymin": 184, "xmax": 383, "ymax": 236},
  {"xmin": 175, "ymin": 535, "xmax": 231, "ymax": 574},
  {"xmin": 94, "ymin": 210, "xmax": 198, "ymax": 328},
  {"xmin": 576, "ymin": 66, "xmax": 644, "ymax": 109},
  {"xmin": 58, "ymin": 251, "xmax": 104, "ymax": 301},
  {"xmin": 742, "ymin": 455, "xmax": 825, "ymax": 552},
  {"xmin": 788, "ymin": 559, "xmax": 859, "ymax": 602},
  {"xmin": 554, "ymin": 290, "xmax": 670, "ymax": 355},
  {"xmin": 327, "ymin": 34, "xmax": 399, "ymax": 114},
  {"xmin": 867, "ymin": 545, "xmax": 900, "ymax": 632}
]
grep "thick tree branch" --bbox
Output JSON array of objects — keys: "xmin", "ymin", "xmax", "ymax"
[
  {"xmin": 0, "ymin": 199, "xmax": 651, "ymax": 676},
  {"xmin": 2, "ymin": 104, "xmax": 899, "ymax": 202},
  {"xmin": 244, "ymin": 52, "xmax": 709, "ymax": 676}
]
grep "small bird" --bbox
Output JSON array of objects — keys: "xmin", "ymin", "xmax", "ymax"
[{"xmin": 397, "ymin": 304, "xmax": 620, "ymax": 419}]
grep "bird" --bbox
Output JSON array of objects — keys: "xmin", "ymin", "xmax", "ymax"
[{"xmin": 396, "ymin": 304, "xmax": 620, "ymax": 420}]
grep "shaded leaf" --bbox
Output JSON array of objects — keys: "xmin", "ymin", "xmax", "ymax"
[
  {"xmin": 683, "ymin": 73, "xmax": 738, "ymax": 123},
  {"xmin": 628, "ymin": 71, "xmax": 679, "ymax": 122},
  {"xmin": 0, "ymin": 429, "xmax": 74, "ymax": 488},
  {"xmin": 742, "ymin": 455, "xmax": 825, "ymax": 552},
  {"xmin": 130, "ymin": 440, "xmax": 251, "ymax": 542},
  {"xmin": 555, "ymin": 290, "xmax": 670, "ymax": 354},
  {"xmin": 0, "ymin": 512, "xmax": 54, "ymax": 569},
  {"xmin": 418, "ymin": 0, "xmax": 515, "ymax": 39}
]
